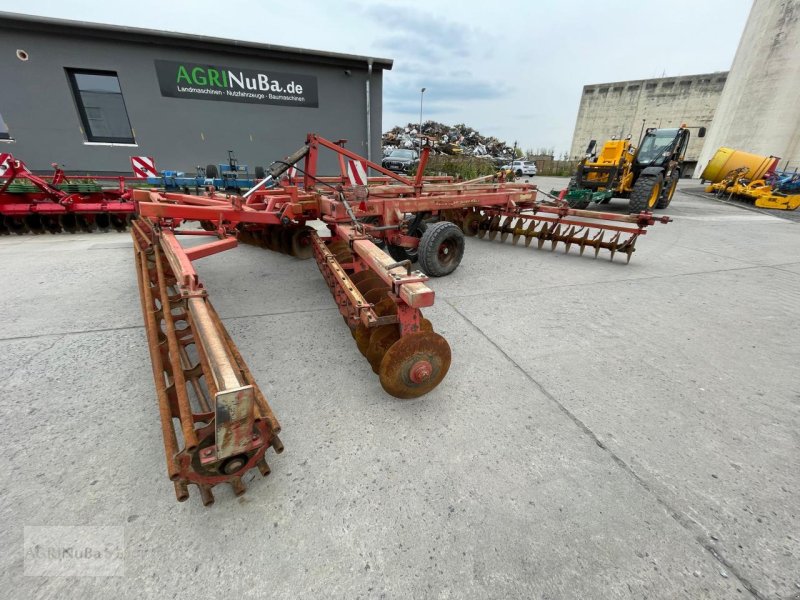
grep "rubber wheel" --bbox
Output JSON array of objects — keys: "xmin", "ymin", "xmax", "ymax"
[
  {"xmin": 254, "ymin": 166, "xmax": 266, "ymax": 179},
  {"xmin": 516, "ymin": 169, "xmax": 522, "ymax": 177},
  {"xmin": 656, "ymin": 172, "xmax": 679, "ymax": 209},
  {"xmin": 417, "ymin": 221, "xmax": 465, "ymax": 277},
  {"xmin": 629, "ymin": 174, "xmax": 663, "ymax": 213},
  {"xmin": 205, "ymin": 164, "xmax": 219, "ymax": 178}
]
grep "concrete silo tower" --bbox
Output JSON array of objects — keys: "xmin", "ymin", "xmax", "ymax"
[{"xmin": 695, "ymin": 0, "xmax": 800, "ymax": 176}]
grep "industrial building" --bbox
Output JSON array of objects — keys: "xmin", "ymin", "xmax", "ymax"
[
  {"xmin": 0, "ymin": 12, "xmax": 391, "ymax": 174},
  {"xmin": 694, "ymin": 0, "xmax": 800, "ymax": 175},
  {"xmin": 569, "ymin": 73, "xmax": 728, "ymax": 175}
]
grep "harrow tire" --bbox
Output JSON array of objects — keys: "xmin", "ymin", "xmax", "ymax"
[
  {"xmin": 418, "ymin": 221, "xmax": 464, "ymax": 277},
  {"xmin": 656, "ymin": 172, "xmax": 679, "ymax": 209},
  {"xmin": 205, "ymin": 164, "xmax": 219, "ymax": 178},
  {"xmin": 255, "ymin": 166, "xmax": 266, "ymax": 180},
  {"xmin": 629, "ymin": 174, "xmax": 663, "ymax": 213}
]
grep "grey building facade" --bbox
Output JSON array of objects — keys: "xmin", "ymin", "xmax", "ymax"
[
  {"xmin": 569, "ymin": 72, "xmax": 728, "ymax": 174},
  {"xmin": 0, "ymin": 12, "xmax": 391, "ymax": 174}
]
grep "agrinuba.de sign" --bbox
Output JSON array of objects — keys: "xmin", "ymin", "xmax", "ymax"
[{"xmin": 154, "ymin": 60, "xmax": 319, "ymax": 108}]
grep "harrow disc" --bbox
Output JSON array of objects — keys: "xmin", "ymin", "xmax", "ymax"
[
  {"xmin": 487, "ymin": 215, "xmax": 501, "ymax": 241},
  {"xmin": 511, "ymin": 218, "xmax": 524, "ymax": 245},
  {"xmin": 379, "ymin": 332, "xmax": 451, "ymax": 399},
  {"xmin": 363, "ymin": 286, "xmax": 390, "ymax": 305},
  {"xmin": 462, "ymin": 211, "xmax": 480, "ymax": 237},
  {"xmin": 290, "ymin": 227, "xmax": 313, "ymax": 259},
  {"xmin": 367, "ymin": 326, "xmax": 400, "ymax": 373},
  {"xmin": 499, "ymin": 216, "xmax": 515, "ymax": 242},
  {"xmin": 476, "ymin": 213, "xmax": 492, "ymax": 239}
]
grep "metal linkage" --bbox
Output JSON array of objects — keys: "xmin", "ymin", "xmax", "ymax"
[
  {"xmin": 455, "ymin": 205, "xmax": 671, "ymax": 263},
  {"xmin": 131, "ymin": 218, "xmax": 282, "ymax": 506},
  {"xmin": 0, "ymin": 154, "xmax": 135, "ymax": 235}
]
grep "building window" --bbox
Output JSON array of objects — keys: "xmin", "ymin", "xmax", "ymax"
[
  {"xmin": 0, "ymin": 112, "xmax": 10, "ymax": 140},
  {"xmin": 66, "ymin": 69, "xmax": 134, "ymax": 143}
]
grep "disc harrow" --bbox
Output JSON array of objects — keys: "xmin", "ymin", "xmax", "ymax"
[
  {"xmin": 130, "ymin": 133, "xmax": 673, "ymax": 504},
  {"xmin": 0, "ymin": 154, "xmax": 136, "ymax": 235}
]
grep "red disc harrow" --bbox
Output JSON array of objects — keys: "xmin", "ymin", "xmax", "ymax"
[{"xmin": 132, "ymin": 133, "xmax": 672, "ymax": 504}]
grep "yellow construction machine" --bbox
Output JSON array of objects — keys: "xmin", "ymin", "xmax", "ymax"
[
  {"xmin": 702, "ymin": 147, "xmax": 800, "ymax": 211},
  {"xmin": 563, "ymin": 125, "xmax": 703, "ymax": 212}
]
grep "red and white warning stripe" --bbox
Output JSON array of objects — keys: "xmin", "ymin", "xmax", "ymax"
[
  {"xmin": 130, "ymin": 156, "xmax": 158, "ymax": 178},
  {"xmin": 0, "ymin": 152, "xmax": 12, "ymax": 176},
  {"xmin": 346, "ymin": 159, "xmax": 368, "ymax": 186}
]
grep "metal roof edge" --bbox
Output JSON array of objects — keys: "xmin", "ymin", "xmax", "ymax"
[{"xmin": 0, "ymin": 11, "xmax": 393, "ymax": 70}]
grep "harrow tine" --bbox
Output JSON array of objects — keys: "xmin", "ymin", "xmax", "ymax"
[
  {"xmin": 592, "ymin": 230, "xmax": 604, "ymax": 258},
  {"xmin": 624, "ymin": 238, "xmax": 636, "ymax": 264},
  {"xmin": 550, "ymin": 224, "xmax": 562, "ymax": 251},
  {"xmin": 563, "ymin": 226, "xmax": 577, "ymax": 254},
  {"xmin": 578, "ymin": 229, "xmax": 590, "ymax": 256},
  {"xmin": 608, "ymin": 232, "xmax": 621, "ymax": 262},
  {"xmin": 538, "ymin": 222, "xmax": 550, "ymax": 250}
]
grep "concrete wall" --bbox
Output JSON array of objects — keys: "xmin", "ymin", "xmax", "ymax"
[
  {"xmin": 0, "ymin": 20, "xmax": 386, "ymax": 174},
  {"xmin": 694, "ymin": 0, "xmax": 800, "ymax": 176},
  {"xmin": 570, "ymin": 73, "xmax": 727, "ymax": 171}
]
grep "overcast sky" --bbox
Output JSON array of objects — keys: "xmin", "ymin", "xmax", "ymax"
[{"xmin": 16, "ymin": 0, "xmax": 752, "ymax": 153}]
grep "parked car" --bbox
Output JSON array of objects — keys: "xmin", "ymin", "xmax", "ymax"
[
  {"xmin": 501, "ymin": 160, "xmax": 537, "ymax": 177},
  {"xmin": 382, "ymin": 148, "xmax": 419, "ymax": 173}
]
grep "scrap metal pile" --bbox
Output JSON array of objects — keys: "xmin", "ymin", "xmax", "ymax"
[
  {"xmin": 132, "ymin": 134, "xmax": 671, "ymax": 505},
  {"xmin": 382, "ymin": 121, "xmax": 515, "ymax": 158},
  {"xmin": 0, "ymin": 153, "xmax": 135, "ymax": 233}
]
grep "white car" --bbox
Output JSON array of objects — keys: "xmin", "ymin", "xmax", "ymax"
[{"xmin": 502, "ymin": 160, "xmax": 537, "ymax": 177}]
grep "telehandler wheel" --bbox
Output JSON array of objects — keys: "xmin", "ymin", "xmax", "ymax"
[
  {"xmin": 629, "ymin": 174, "xmax": 664, "ymax": 213},
  {"xmin": 656, "ymin": 173, "xmax": 679, "ymax": 209},
  {"xmin": 418, "ymin": 221, "xmax": 465, "ymax": 277}
]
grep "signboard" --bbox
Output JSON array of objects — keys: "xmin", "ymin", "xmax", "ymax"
[{"xmin": 154, "ymin": 59, "xmax": 319, "ymax": 108}]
